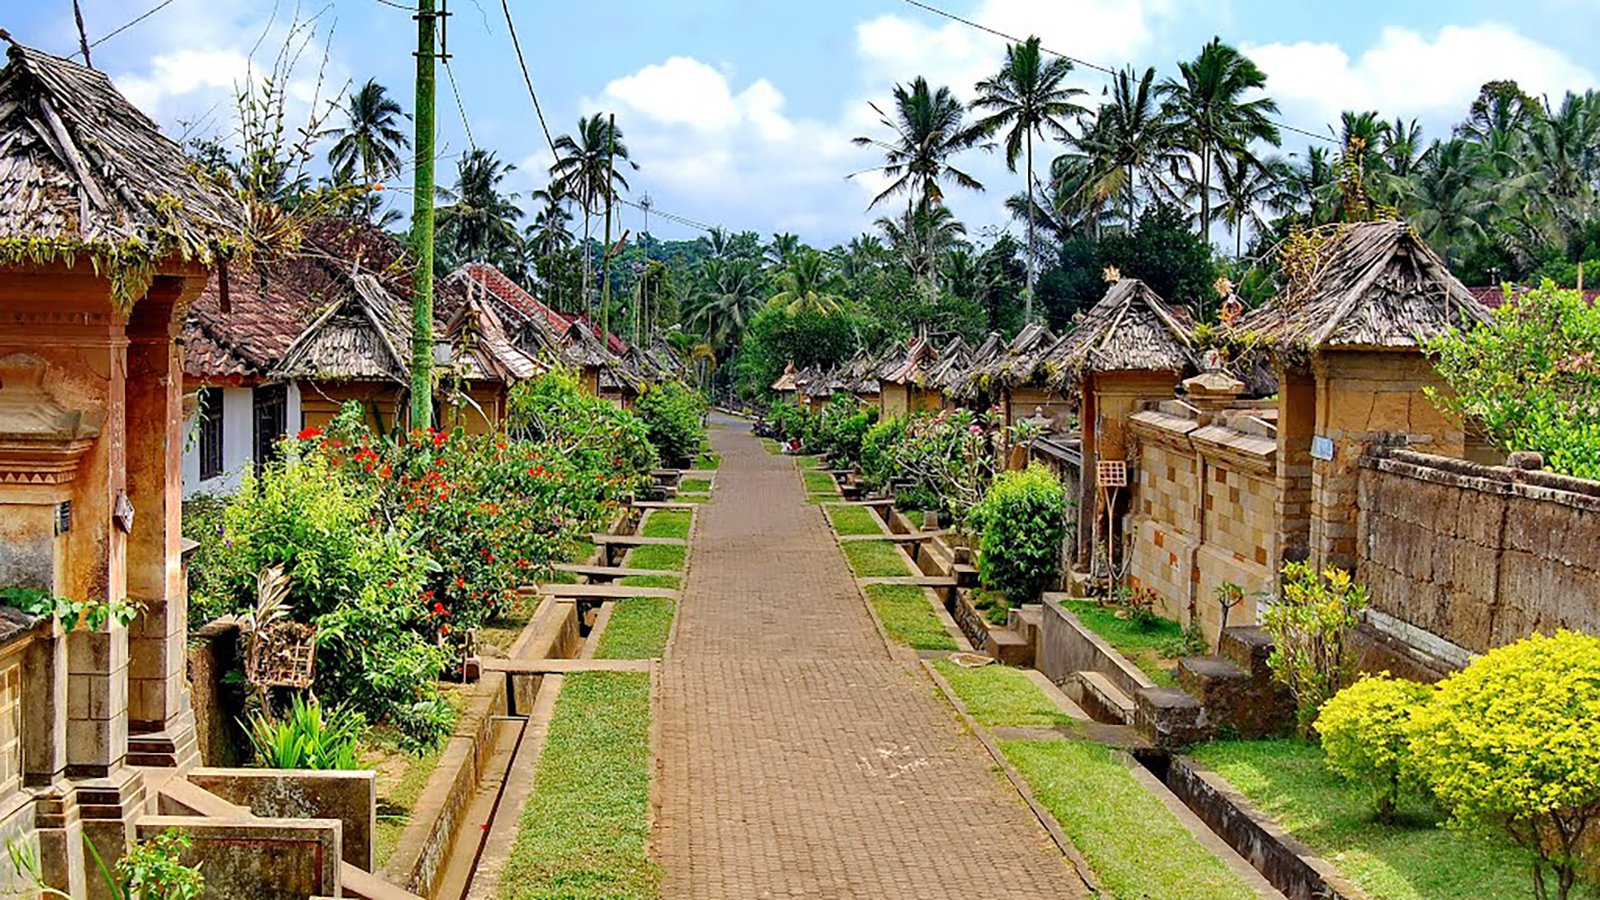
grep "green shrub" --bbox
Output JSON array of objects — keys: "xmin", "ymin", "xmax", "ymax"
[
  {"xmin": 809, "ymin": 396, "xmax": 875, "ymax": 466},
  {"xmin": 1427, "ymin": 283, "xmax": 1600, "ymax": 479},
  {"xmin": 508, "ymin": 367, "xmax": 656, "ymax": 477},
  {"xmin": 1409, "ymin": 630, "xmax": 1600, "ymax": 900},
  {"xmin": 969, "ymin": 464, "xmax": 1067, "ymax": 604},
  {"xmin": 767, "ymin": 400, "xmax": 810, "ymax": 443},
  {"xmin": 114, "ymin": 830, "xmax": 205, "ymax": 900},
  {"xmin": 860, "ymin": 416, "xmax": 905, "ymax": 490},
  {"xmin": 1316, "ymin": 672, "xmax": 1433, "ymax": 822},
  {"xmin": 1263, "ymin": 563, "xmax": 1369, "ymax": 737},
  {"xmin": 245, "ymin": 695, "xmax": 366, "ymax": 770},
  {"xmin": 635, "ymin": 380, "xmax": 706, "ymax": 464}
]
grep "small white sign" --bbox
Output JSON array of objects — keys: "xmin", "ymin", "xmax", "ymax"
[{"xmin": 1310, "ymin": 436, "xmax": 1335, "ymax": 461}]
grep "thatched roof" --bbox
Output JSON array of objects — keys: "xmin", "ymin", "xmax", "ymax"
[
  {"xmin": 0, "ymin": 41, "xmax": 243, "ymax": 302},
  {"xmin": 274, "ymin": 272, "xmax": 411, "ymax": 382},
  {"xmin": 946, "ymin": 331, "xmax": 1005, "ymax": 400},
  {"xmin": 840, "ymin": 349, "xmax": 881, "ymax": 395},
  {"xmin": 919, "ymin": 336, "xmax": 971, "ymax": 393},
  {"xmin": 185, "ymin": 218, "xmax": 463, "ymax": 382},
  {"xmin": 1047, "ymin": 279, "xmax": 1197, "ymax": 385},
  {"xmin": 877, "ymin": 337, "xmax": 936, "ymax": 385},
  {"xmin": 771, "ymin": 362, "xmax": 799, "ymax": 393},
  {"xmin": 1235, "ymin": 220, "xmax": 1487, "ymax": 352},
  {"xmin": 447, "ymin": 289, "xmax": 542, "ymax": 383},
  {"xmin": 965, "ymin": 322, "xmax": 1057, "ymax": 392}
]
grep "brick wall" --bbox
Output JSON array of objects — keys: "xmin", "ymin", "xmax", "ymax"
[
  {"xmin": 1358, "ymin": 448, "xmax": 1600, "ymax": 654},
  {"xmin": 1125, "ymin": 407, "xmax": 1277, "ymax": 641}
]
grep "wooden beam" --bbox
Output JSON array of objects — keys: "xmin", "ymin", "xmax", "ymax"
[
  {"xmin": 589, "ymin": 534, "xmax": 687, "ymax": 546},
  {"xmin": 552, "ymin": 564, "xmax": 680, "ymax": 580},
  {"xmin": 477, "ymin": 658, "xmax": 654, "ymax": 674},
  {"xmin": 534, "ymin": 583, "xmax": 680, "ymax": 600},
  {"xmin": 631, "ymin": 501, "xmax": 697, "ymax": 510},
  {"xmin": 858, "ymin": 576, "xmax": 959, "ymax": 588}
]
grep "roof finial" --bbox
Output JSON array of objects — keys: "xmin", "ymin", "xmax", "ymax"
[{"xmin": 1102, "ymin": 265, "xmax": 1121, "ymax": 283}]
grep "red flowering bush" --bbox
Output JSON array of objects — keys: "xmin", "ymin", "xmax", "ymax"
[{"xmin": 319, "ymin": 403, "xmax": 640, "ymax": 637}]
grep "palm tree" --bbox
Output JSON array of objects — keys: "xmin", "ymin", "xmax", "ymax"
[
  {"xmin": 325, "ymin": 79, "xmax": 410, "ymax": 222},
  {"xmin": 1215, "ymin": 154, "xmax": 1290, "ymax": 258},
  {"xmin": 851, "ymin": 76, "xmax": 985, "ymax": 211},
  {"xmin": 765, "ymin": 232, "xmax": 801, "ymax": 270},
  {"xmin": 969, "ymin": 36, "xmax": 1086, "ymax": 321},
  {"xmin": 435, "ymin": 149, "xmax": 523, "ymax": 270},
  {"xmin": 526, "ymin": 183, "xmax": 574, "ymax": 258},
  {"xmin": 1160, "ymin": 38, "xmax": 1281, "ymax": 244},
  {"xmin": 770, "ymin": 248, "xmax": 844, "ymax": 315},
  {"xmin": 550, "ymin": 115, "xmax": 637, "ymax": 308},
  {"xmin": 877, "ymin": 204, "xmax": 968, "ymax": 285},
  {"xmin": 687, "ymin": 258, "xmax": 764, "ymax": 350},
  {"xmin": 698, "ymin": 227, "xmax": 732, "ymax": 261},
  {"xmin": 1069, "ymin": 66, "xmax": 1177, "ymax": 228}
]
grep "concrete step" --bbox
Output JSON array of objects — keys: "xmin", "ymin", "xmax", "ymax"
[
  {"xmin": 1007, "ymin": 604, "xmax": 1044, "ymax": 648},
  {"xmin": 1070, "ymin": 670, "xmax": 1136, "ymax": 725},
  {"xmin": 1176, "ymin": 656, "xmax": 1249, "ymax": 699},
  {"xmin": 1219, "ymin": 626, "xmax": 1276, "ymax": 679},
  {"xmin": 986, "ymin": 628, "xmax": 1032, "ymax": 667}
]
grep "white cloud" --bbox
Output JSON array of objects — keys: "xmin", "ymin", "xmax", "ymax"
[
  {"xmin": 602, "ymin": 56, "xmax": 794, "ymax": 141},
  {"xmin": 111, "ymin": 49, "xmax": 249, "ymax": 118},
  {"xmin": 1246, "ymin": 23, "xmax": 1597, "ymax": 132}
]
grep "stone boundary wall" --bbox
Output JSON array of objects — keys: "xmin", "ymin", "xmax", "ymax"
[{"xmin": 1357, "ymin": 447, "xmax": 1600, "ymax": 655}]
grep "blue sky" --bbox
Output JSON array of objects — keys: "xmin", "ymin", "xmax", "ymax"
[{"xmin": 12, "ymin": 0, "xmax": 1600, "ymax": 246}]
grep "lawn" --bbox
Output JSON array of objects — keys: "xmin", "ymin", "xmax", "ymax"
[
  {"xmin": 617, "ymin": 574, "xmax": 679, "ymax": 589},
  {"xmin": 930, "ymin": 660, "xmax": 1076, "ymax": 728},
  {"xmin": 369, "ymin": 728, "xmax": 446, "ymax": 869},
  {"xmin": 826, "ymin": 505, "xmax": 883, "ymax": 536},
  {"xmin": 595, "ymin": 598, "xmax": 675, "ymax": 660},
  {"xmin": 865, "ymin": 584, "xmax": 956, "ymax": 650},
  {"xmin": 802, "ymin": 471, "xmax": 839, "ymax": 495},
  {"xmin": 640, "ymin": 509, "xmax": 691, "ymax": 539},
  {"xmin": 1060, "ymin": 598, "xmax": 1201, "ymax": 688},
  {"xmin": 678, "ymin": 477, "xmax": 712, "ymax": 493},
  {"xmin": 841, "ymin": 540, "xmax": 911, "ymax": 577},
  {"xmin": 1003, "ymin": 740, "xmax": 1258, "ymax": 900},
  {"xmin": 759, "ymin": 438, "xmax": 781, "ymax": 454},
  {"xmin": 500, "ymin": 672, "xmax": 658, "ymax": 899},
  {"xmin": 792, "ymin": 455, "xmax": 823, "ymax": 470},
  {"xmin": 625, "ymin": 544, "xmax": 686, "ymax": 572},
  {"xmin": 693, "ymin": 452, "xmax": 721, "ymax": 469},
  {"xmin": 1190, "ymin": 739, "xmax": 1539, "ymax": 900}
]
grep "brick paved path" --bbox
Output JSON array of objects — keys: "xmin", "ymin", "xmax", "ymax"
[{"xmin": 655, "ymin": 415, "xmax": 1080, "ymax": 898}]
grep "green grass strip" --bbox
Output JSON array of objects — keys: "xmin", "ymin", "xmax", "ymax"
[
  {"xmin": 1190, "ymin": 739, "xmax": 1536, "ymax": 900},
  {"xmin": 1061, "ymin": 599, "xmax": 1193, "ymax": 687},
  {"xmin": 640, "ymin": 510, "xmax": 691, "ymax": 539},
  {"xmin": 1002, "ymin": 740, "xmax": 1257, "ymax": 900},
  {"xmin": 595, "ymin": 598, "xmax": 675, "ymax": 660},
  {"xmin": 616, "ymin": 574, "xmax": 679, "ymax": 589},
  {"xmin": 865, "ymin": 584, "xmax": 955, "ymax": 650},
  {"xmin": 826, "ymin": 505, "xmax": 884, "ymax": 536},
  {"xmin": 759, "ymin": 438, "xmax": 781, "ymax": 454},
  {"xmin": 802, "ymin": 471, "xmax": 839, "ymax": 494},
  {"xmin": 501, "ymin": 672, "xmax": 658, "ymax": 899},
  {"xmin": 930, "ymin": 660, "xmax": 1077, "ymax": 727},
  {"xmin": 793, "ymin": 454, "xmax": 823, "ymax": 470},
  {"xmin": 678, "ymin": 477, "xmax": 712, "ymax": 493},
  {"xmin": 841, "ymin": 540, "xmax": 911, "ymax": 577},
  {"xmin": 693, "ymin": 453, "xmax": 721, "ymax": 469},
  {"xmin": 626, "ymin": 544, "xmax": 686, "ymax": 572}
]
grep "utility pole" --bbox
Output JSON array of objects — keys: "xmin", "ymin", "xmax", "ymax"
[
  {"xmin": 600, "ymin": 112, "xmax": 616, "ymax": 346},
  {"xmin": 409, "ymin": 0, "xmax": 440, "ymax": 429},
  {"xmin": 639, "ymin": 193, "xmax": 652, "ymax": 345}
]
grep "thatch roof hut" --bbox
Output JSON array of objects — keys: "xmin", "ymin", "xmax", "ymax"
[
  {"xmin": 876, "ymin": 336, "xmax": 937, "ymax": 386},
  {"xmin": 918, "ymin": 336, "xmax": 971, "ymax": 396},
  {"xmin": 1234, "ymin": 220, "xmax": 1487, "ymax": 353},
  {"xmin": 1047, "ymin": 278, "xmax": 1197, "ymax": 387},
  {"xmin": 446, "ymin": 290, "xmax": 543, "ymax": 384},
  {"xmin": 0, "ymin": 40, "xmax": 244, "ymax": 305},
  {"xmin": 946, "ymin": 331, "xmax": 1005, "ymax": 401},
  {"xmin": 275, "ymin": 273, "xmax": 413, "ymax": 382},
  {"xmin": 961, "ymin": 322, "xmax": 1057, "ymax": 395},
  {"xmin": 771, "ymin": 362, "xmax": 799, "ymax": 393}
]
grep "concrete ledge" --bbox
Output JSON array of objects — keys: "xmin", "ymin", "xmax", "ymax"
[
  {"xmin": 187, "ymin": 767, "xmax": 375, "ymax": 869},
  {"xmin": 137, "ymin": 814, "xmax": 341, "ymax": 899},
  {"xmin": 1037, "ymin": 597, "xmax": 1156, "ymax": 700}
]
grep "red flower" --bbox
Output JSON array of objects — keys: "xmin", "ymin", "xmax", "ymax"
[
  {"xmin": 433, "ymin": 602, "xmax": 449, "ymax": 616},
  {"xmin": 297, "ymin": 426, "xmax": 324, "ymax": 441},
  {"xmin": 433, "ymin": 431, "xmax": 448, "ymax": 447}
]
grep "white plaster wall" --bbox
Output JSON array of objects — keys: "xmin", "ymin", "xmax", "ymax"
[{"xmin": 181, "ymin": 386, "xmax": 271, "ymax": 498}]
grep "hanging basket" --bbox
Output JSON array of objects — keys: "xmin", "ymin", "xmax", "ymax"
[{"xmin": 246, "ymin": 621, "xmax": 317, "ymax": 689}]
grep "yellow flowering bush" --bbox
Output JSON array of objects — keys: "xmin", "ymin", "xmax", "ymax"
[
  {"xmin": 1409, "ymin": 630, "xmax": 1600, "ymax": 900},
  {"xmin": 1316, "ymin": 672, "xmax": 1433, "ymax": 822}
]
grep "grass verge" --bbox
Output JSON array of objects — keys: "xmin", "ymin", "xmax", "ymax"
[
  {"xmin": 641, "ymin": 509, "xmax": 691, "ymax": 539},
  {"xmin": 595, "ymin": 598, "xmax": 675, "ymax": 660},
  {"xmin": 864, "ymin": 584, "xmax": 956, "ymax": 650},
  {"xmin": 759, "ymin": 438, "xmax": 781, "ymax": 454},
  {"xmin": 693, "ymin": 452, "xmax": 721, "ymax": 469},
  {"xmin": 625, "ymin": 544, "xmax": 686, "ymax": 572},
  {"xmin": 678, "ymin": 477, "xmax": 711, "ymax": 493},
  {"xmin": 841, "ymin": 540, "xmax": 911, "ymax": 577},
  {"xmin": 500, "ymin": 672, "xmax": 657, "ymax": 899},
  {"xmin": 826, "ymin": 505, "xmax": 883, "ymax": 535},
  {"xmin": 792, "ymin": 455, "xmax": 823, "ymax": 470},
  {"xmin": 617, "ymin": 574, "xmax": 679, "ymax": 589},
  {"xmin": 802, "ymin": 471, "xmax": 839, "ymax": 494},
  {"xmin": 1190, "ymin": 739, "xmax": 1537, "ymax": 900},
  {"xmin": 1004, "ymin": 740, "xmax": 1257, "ymax": 900},
  {"xmin": 1060, "ymin": 598, "xmax": 1201, "ymax": 687},
  {"xmin": 930, "ymin": 660, "xmax": 1077, "ymax": 727}
]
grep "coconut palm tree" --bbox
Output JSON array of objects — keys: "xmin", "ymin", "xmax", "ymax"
[
  {"xmin": 435, "ymin": 149, "xmax": 523, "ymax": 271},
  {"xmin": 851, "ymin": 76, "xmax": 985, "ymax": 211},
  {"xmin": 876, "ymin": 204, "xmax": 968, "ymax": 284},
  {"xmin": 765, "ymin": 232, "xmax": 801, "ymax": 270},
  {"xmin": 1215, "ymin": 154, "xmax": 1291, "ymax": 258},
  {"xmin": 550, "ymin": 115, "xmax": 637, "ymax": 308},
  {"xmin": 1069, "ymin": 65, "xmax": 1177, "ymax": 228},
  {"xmin": 526, "ymin": 183, "xmax": 574, "ymax": 258},
  {"xmin": 687, "ymin": 258, "xmax": 764, "ymax": 350},
  {"xmin": 770, "ymin": 248, "xmax": 844, "ymax": 315},
  {"xmin": 969, "ymin": 36, "xmax": 1086, "ymax": 321},
  {"xmin": 1160, "ymin": 38, "xmax": 1281, "ymax": 244},
  {"xmin": 325, "ymin": 79, "xmax": 410, "ymax": 223}
]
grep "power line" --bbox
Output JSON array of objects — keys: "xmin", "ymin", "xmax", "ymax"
[
  {"xmin": 498, "ymin": 0, "xmax": 558, "ymax": 162},
  {"xmin": 443, "ymin": 57, "xmax": 476, "ymax": 150},
  {"xmin": 897, "ymin": 0, "xmax": 1336, "ymax": 144},
  {"xmin": 69, "ymin": 0, "xmax": 177, "ymax": 58}
]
